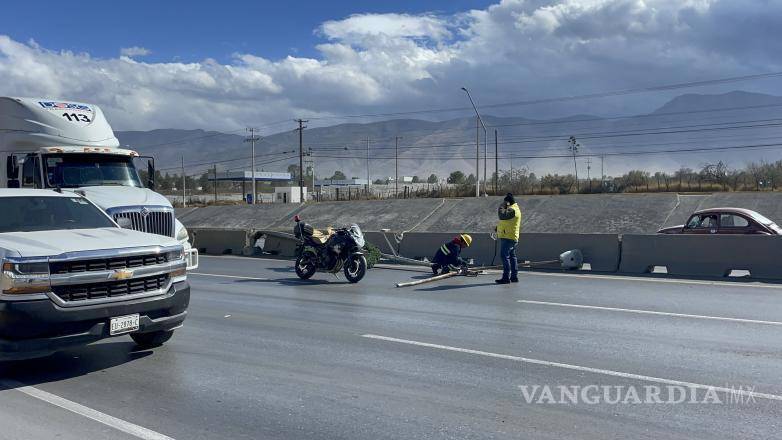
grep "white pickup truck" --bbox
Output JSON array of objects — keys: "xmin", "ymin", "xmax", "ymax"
[{"xmin": 0, "ymin": 189, "xmax": 190, "ymax": 360}]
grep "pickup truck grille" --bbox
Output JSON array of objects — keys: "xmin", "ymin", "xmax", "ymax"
[
  {"xmin": 51, "ymin": 274, "xmax": 169, "ymax": 303},
  {"xmin": 110, "ymin": 208, "xmax": 175, "ymax": 238},
  {"xmin": 50, "ymin": 254, "xmax": 169, "ymax": 274}
]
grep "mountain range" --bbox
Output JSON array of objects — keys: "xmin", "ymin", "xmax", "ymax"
[{"xmin": 116, "ymin": 91, "xmax": 782, "ymax": 180}]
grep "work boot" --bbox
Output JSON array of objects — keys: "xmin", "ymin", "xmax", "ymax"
[
  {"xmin": 510, "ymin": 276, "xmax": 519, "ymax": 283},
  {"xmin": 431, "ymin": 264, "xmax": 440, "ymax": 275},
  {"xmin": 495, "ymin": 278, "xmax": 510, "ymax": 284}
]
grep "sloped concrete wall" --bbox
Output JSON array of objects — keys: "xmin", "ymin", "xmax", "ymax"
[{"xmin": 177, "ymin": 192, "xmax": 782, "ymax": 235}]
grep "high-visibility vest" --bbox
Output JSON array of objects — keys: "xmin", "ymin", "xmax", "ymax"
[{"xmin": 497, "ymin": 203, "xmax": 521, "ymax": 241}]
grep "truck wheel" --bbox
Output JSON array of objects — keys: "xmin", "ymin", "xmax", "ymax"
[
  {"xmin": 131, "ymin": 330, "xmax": 174, "ymax": 349},
  {"xmin": 344, "ymin": 255, "xmax": 367, "ymax": 283}
]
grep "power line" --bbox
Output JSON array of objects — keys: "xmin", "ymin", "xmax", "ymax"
[
  {"xmin": 157, "ymin": 150, "xmax": 295, "ymax": 172},
  {"xmin": 298, "ymin": 71, "xmax": 782, "ymax": 121},
  {"xmin": 310, "ymin": 140, "xmax": 782, "ymax": 161},
  {"xmin": 486, "ymin": 102, "xmax": 782, "ymax": 129},
  {"xmin": 307, "ymin": 117, "xmax": 782, "ymax": 154}
]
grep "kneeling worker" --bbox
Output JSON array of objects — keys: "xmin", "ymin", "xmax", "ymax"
[{"xmin": 431, "ymin": 234, "xmax": 472, "ymax": 275}]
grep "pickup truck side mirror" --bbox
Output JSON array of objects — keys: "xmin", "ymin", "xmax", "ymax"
[{"xmin": 6, "ymin": 155, "xmax": 19, "ymax": 188}]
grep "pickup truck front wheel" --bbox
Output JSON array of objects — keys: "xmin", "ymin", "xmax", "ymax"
[{"xmin": 131, "ymin": 330, "xmax": 174, "ymax": 349}]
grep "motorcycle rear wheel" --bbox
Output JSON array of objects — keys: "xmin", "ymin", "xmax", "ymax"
[
  {"xmin": 295, "ymin": 254, "xmax": 317, "ymax": 280},
  {"xmin": 344, "ymin": 254, "xmax": 367, "ymax": 283}
]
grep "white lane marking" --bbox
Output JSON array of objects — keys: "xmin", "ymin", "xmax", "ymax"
[
  {"xmin": 1, "ymin": 380, "xmax": 173, "ymax": 440},
  {"xmin": 190, "ymin": 272, "xmax": 269, "ymax": 281},
  {"xmin": 517, "ymin": 300, "xmax": 782, "ymax": 326},
  {"xmin": 361, "ymin": 334, "xmax": 782, "ymax": 402},
  {"xmin": 523, "ymin": 271, "xmax": 782, "ymax": 289}
]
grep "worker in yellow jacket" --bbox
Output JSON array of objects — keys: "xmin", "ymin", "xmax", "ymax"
[{"xmin": 496, "ymin": 193, "xmax": 521, "ymax": 284}]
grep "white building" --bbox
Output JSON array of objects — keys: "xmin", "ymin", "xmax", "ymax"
[{"xmin": 274, "ymin": 186, "xmax": 307, "ymax": 203}]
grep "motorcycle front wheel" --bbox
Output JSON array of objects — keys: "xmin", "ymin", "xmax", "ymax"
[
  {"xmin": 344, "ymin": 254, "xmax": 367, "ymax": 283},
  {"xmin": 295, "ymin": 253, "xmax": 317, "ymax": 280}
]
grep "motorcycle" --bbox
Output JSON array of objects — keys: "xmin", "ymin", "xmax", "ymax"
[{"xmin": 293, "ymin": 215, "xmax": 368, "ymax": 283}]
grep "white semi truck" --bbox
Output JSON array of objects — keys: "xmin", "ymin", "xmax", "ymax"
[{"xmin": 0, "ymin": 97, "xmax": 197, "ymax": 268}]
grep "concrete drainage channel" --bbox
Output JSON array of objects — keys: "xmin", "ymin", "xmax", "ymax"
[{"xmin": 188, "ymin": 228, "xmax": 782, "ymax": 282}]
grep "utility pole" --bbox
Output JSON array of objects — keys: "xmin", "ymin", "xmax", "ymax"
[
  {"xmin": 601, "ymin": 155, "xmax": 605, "ymax": 189},
  {"xmin": 296, "ymin": 119, "xmax": 308, "ymax": 203},
  {"xmin": 494, "ymin": 129, "xmax": 498, "ymax": 194},
  {"xmin": 586, "ymin": 158, "xmax": 592, "ymax": 193},
  {"xmin": 244, "ymin": 128, "xmax": 260, "ymax": 204},
  {"xmin": 181, "ymin": 156, "xmax": 186, "ymax": 208},
  {"xmin": 365, "ymin": 138, "xmax": 370, "ymax": 197},
  {"xmin": 395, "ymin": 136, "xmax": 402, "ymax": 198},
  {"xmin": 213, "ymin": 163, "xmax": 218, "ymax": 204},
  {"xmin": 568, "ymin": 136, "xmax": 580, "ymax": 193}
]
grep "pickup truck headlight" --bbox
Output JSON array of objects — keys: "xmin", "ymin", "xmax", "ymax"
[
  {"xmin": 1, "ymin": 261, "xmax": 50, "ymax": 295},
  {"xmin": 166, "ymin": 249, "xmax": 185, "ymax": 262}
]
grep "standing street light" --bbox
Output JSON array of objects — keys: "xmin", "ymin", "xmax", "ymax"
[{"xmin": 461, "ymin": 87, "xmax": 487, "ymax": 197}]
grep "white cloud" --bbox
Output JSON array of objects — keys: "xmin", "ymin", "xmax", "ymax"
[
  {"xmin": 120, "ymin": 46, "xmax": 151, "ymax": 57},
  {"xmin": 320, "ymin": 13, "xmax": 452, "ymax": 43},
  {"xmin": 0, "ymin": 1, "xmax": 781, "ymax": 132}
]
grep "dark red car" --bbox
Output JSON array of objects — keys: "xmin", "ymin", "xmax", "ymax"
[{"xmin": 658, "ymin": 208, "xmax": 782, "ymax": 235}]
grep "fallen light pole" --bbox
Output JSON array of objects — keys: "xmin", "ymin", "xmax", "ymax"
[{"xmin": 394, "ymin": 249, "xmax": 583, "ymax": 288}]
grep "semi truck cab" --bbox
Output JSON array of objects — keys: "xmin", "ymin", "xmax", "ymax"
[{"xmin": 0, "ymin": 97, "xmax": 197, "ymax": 269}]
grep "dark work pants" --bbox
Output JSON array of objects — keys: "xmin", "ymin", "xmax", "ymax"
[{"xmin": 499, "ymin": 238, "xmax": 518, "ymax": 280}]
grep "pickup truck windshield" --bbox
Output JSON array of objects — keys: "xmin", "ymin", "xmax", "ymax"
[
  {"xmin": 0, "ymin": 196, "xmax": 116, "ymax": 233},
  {"xmin": 43, "ymin": 154, "xmax": 143, "ymax": 188}
]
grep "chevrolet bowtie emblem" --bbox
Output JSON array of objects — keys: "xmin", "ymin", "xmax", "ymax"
[{"xmin": 110, "ymin": 269, "xmax": 134, "ymax": 280}]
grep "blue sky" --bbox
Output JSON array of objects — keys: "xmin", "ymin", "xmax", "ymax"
[
  {"xmin": 1, "ymin": 0, "xmax": 493, "ymax": 62},
  {"xmin": 1, "ymin": 0, "xmax": 780, "ymax": 133}
]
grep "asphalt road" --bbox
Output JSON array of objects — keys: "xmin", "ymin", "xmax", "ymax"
[{"xmin": 2, "ymin": 255, "xmax": 782, "ymax": 439}]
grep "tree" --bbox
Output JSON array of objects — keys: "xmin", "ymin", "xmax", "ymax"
[
  {"xmin": 427, "ymin": 174, "xmax": 438, "ymax": 184},
  {"xmin": 447, "ymin": 171, "xmax": 465, "ymax": 184},
  {"xmin": 198, "ymin": 172, "xmax": 212, "ymax": 193},
  {"xmin": 465, "ymin": 174, "xmax": 476, "ymax": 185},
  {"xmin": 287, "ymin": 164, "xmax": 300, "ymax": 179},
  {"xmin": 330, "ymin": 170, "xmax": 347, "ymax": 180},
  {"xmin": 411, "ymin": 176, "xmax": 420, "ymax": 183}
]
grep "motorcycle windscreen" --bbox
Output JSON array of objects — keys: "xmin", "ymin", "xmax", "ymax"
[{"xmin": 347, "ymin": 224, "xmax": 365, "ymax": 248}]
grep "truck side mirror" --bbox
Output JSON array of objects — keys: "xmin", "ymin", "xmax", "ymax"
[
  {"xmin": 6, "ymin": 155, "xmax": 19, "ymax": 188},
  {"xmin": 147, "ymin": 160, "xmax": 155, "ymax": 190}
]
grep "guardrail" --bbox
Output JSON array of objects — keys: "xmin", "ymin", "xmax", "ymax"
[{"xmin": 192, "ymin": 228, "xmax": 782, "ymax": 281}]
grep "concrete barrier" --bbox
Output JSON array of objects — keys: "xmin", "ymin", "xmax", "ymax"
[
  {"xmin": 191, "ymin": 228, "xmax": 250, "ymax": 255},
  {"xmin": 619, "ymin": 234, "xmax": 782, "ymax": 279},
  {"xmin": 364, "ymin": 231, "xmax": 401, "ymax": 255},
  {"xmin": 518, "ymin": 233, "xmax": 621, "ymax": 272},
  {"xmin": 259, "ymin": 231, "xmax": 299, "ymax": 257}
]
